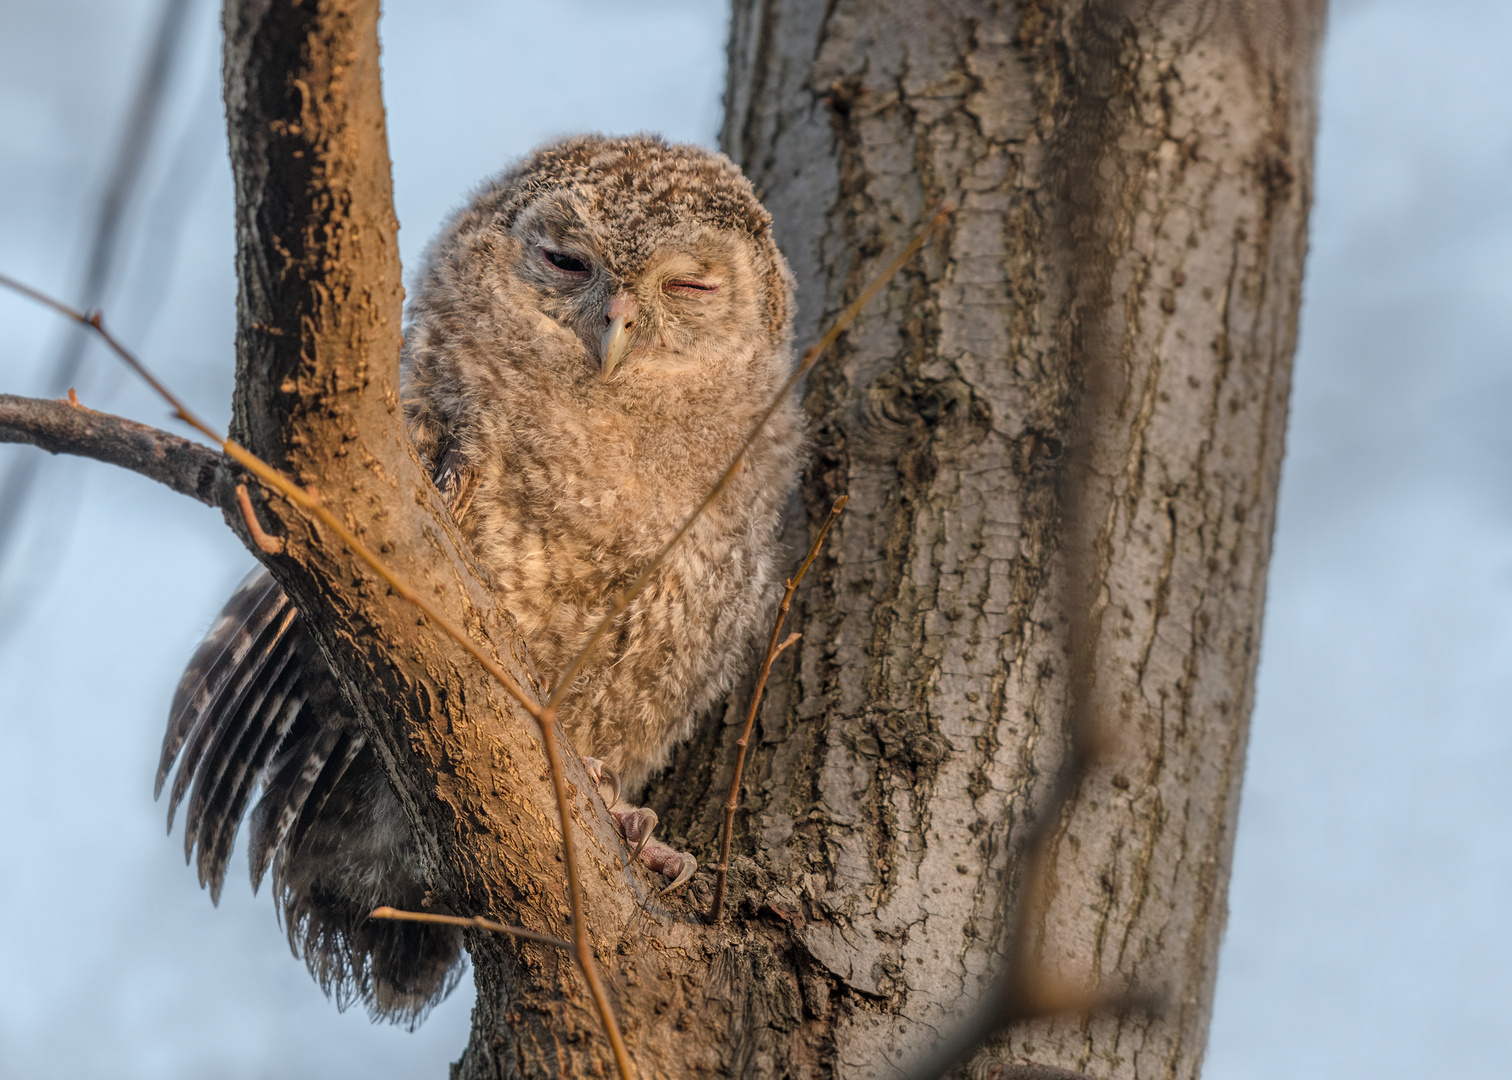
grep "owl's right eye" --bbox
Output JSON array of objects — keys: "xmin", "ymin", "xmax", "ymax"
[{"xmin": 541, "ymin": 248, "xmax": 590, "ymax": 276}]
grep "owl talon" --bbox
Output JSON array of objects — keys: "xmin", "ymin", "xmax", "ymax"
[
  {"xmin": 655, "ymin": 851, "xmax": 697, "ymax": 896},
  {"xmin": 638, "ymin": 838, "xmax": 696, "ymax": 894},
  {"xmin": 613, "ymin": 807, "xmax": 659, "ymax": 863},
  {"xmin": 580, "ymin": 756, "xmax": 620, "ymax": 810},
  {"xmin": 599, "ymin": 765, "xmax": 621, "ymax": 810},
  {"xmin": 632, "ymin": 823, "xmax": 655, "ymax": 863}
]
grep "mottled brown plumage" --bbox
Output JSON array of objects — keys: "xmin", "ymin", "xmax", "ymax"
[{"xmin": 157, "ymin": 134, "xmax": 801, "ymax": 1025}]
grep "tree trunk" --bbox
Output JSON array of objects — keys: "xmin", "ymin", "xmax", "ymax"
[
  {"xmin": 0, "ymin": 0, "xmax": 1319, "ymax": 1074},
  {"xmin": 207, "ymin": 2, "xmax": 1322, "ymax": 1078},
  {"xmin": 640, "ymin": 1, "xmax": 1322, "ymax": 1077}
]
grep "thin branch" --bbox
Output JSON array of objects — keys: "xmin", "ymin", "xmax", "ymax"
[
  {"xmin": 0, "ymin": 272, "xmax": 636, "ymax": 1079},
  {"xmin": 710, "ymin": 495, "xmax": 845, "ymax": 923},
  {"xmin": 545, "ymin": 205, "xmax": 953, "ymax": 715},
  {"xmin": 54, "ymin": 0, "xmax": 193, "ymax": 398},
  {"xmin": 0, "ymin": 0, "xmax": 194, "ymax": 574},
  {"xmin": 0, "ymin": 392, "xmax": 220, "ymax": 505},
  {"xmin": 0, "ymin": 274, "xmax": 207, "ymax": 436},
  {"xmin": 369, "ymin": 906, "xmax": 571, "ymax": 952},
  {"xmin": 537, "ymin": 705, "xmax": 637, "ymax": 1080}
]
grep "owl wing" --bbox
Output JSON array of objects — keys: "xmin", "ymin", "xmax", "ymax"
[
  {"xmin": 157, "ymin": 565, "xmax": 365, "ymax": 904},
  {"xmin": 431, "ymin": 440, "xmax": 478, "ymax": 522},
  {"xmin": 156, "ymin": 449, "xmax": 475, "ymax": 1025},
  {"xmin": 158, "ymin": 443, "xmax": 477, "ymax": 897}
]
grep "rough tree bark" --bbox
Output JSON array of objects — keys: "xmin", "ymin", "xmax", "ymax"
[
  {"xmin": 646, "ymin": 1, "xmax": 1321, "ymax": 1077},
  {"xmin": 215, "ymin": 1, "xmax": 668, "ymax": 1074},
  {"xmin": 0, "ymin": 1, "xmax": 1320, "ymax": 1077}
]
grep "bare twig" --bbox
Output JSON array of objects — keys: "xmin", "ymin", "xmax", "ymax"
[
  {"xmin": 369, "ymin": 905, "xmax": 572, "ymax": 952},
  {"xmin": 0, "ymin": 272, "xmax": 635, "ymax": 1080},
  {"xmin": 546, "ymin": 205, "xmax": 953, "ymax": 714},
  {"xmin": 537, "ymin": 704, "xmax": 637, "ymax": 1080},
  {"xmin": 54, "ymin": 0, "xmax": 192, "ymax": 398},
  {"xmin": 0, "ymin": 392, "xmax": 219, "ymax": 504},
  {"xmin": 710, "ymin": 495, "xmax": 846, "ymax": 923},
  {"xmin": 0, "ymin": 0, "xmax": 194, "ymax": 574}
]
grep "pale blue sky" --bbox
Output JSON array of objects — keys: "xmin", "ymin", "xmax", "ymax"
[{"xmin": 0, "ymin": 2, "xmax": 1506, "ymax": 1077}]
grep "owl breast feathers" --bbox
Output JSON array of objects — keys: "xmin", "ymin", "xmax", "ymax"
[{"xmin": 156, "ymin": 134, "xmax": 802, "ymax": 1025}]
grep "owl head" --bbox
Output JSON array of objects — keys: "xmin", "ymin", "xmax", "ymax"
[{"xmin": 405, "ymin": 134, "xmax": 794, "ymax": 397}]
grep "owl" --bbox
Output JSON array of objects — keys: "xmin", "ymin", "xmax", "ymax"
[{"xmin": 156, "ymin": 134, "xmax": 801, "ymax": 1026}]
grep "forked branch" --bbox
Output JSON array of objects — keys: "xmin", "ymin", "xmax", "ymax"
[
  {"xmin": 0, "ymin": 273, "xmax": 636, "ymax": 1080},
  {"xmin": 0, "ymin": 207, "xmax": 947, "ymax": 1079},
  {"xmin": 0, "ymin": 274, "xmax": 543, "ymax": 719}
]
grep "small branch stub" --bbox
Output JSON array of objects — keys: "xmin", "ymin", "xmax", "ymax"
[
  {"xmin": 368, "ymin": 906, "xmax": 571, "ymax": 952},
  {"xmin": 235, "ymin": 482, "xmax": 285, "ymax": 554}
]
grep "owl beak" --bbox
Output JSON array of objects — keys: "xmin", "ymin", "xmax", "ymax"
[
  {"xmin": 600, "ymin": 317, "xmax": 630, "ymax": 378},
  {"xmin": 600, "ymin": 291, "xmax": 638, "ymax": 378}
]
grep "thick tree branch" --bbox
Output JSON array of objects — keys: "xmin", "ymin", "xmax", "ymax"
[
  {"xmin": 219, "ymin": 2, "xmax": 642, "ymax": 1074},
  {"xmin": 697, "ymin": 0, "xmax": 1323, "ymax": 1075},
  {"xmin": 0, "ymin": 393, "xmax": 220, "ymax": 505}
]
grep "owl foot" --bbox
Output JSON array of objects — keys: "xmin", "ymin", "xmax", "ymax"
[
  {"xmin": 611, "ymin": 805, "xmax": 698, "ymax": 895},
  {"xmin": 579, "ymin": 756, "xmax": 697, "ymax": 895},
  {"xmin": 637, "ymin": 836, "xmax": 697, "ymax": 895}
]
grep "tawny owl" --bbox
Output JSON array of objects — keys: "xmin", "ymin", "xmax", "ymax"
[{"xmin": 156, "ymin": 134, "xmax": 801, "ymax": 1025}]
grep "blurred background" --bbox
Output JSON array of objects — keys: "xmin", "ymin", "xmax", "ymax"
[{"xmin": 0, "ymin": 1, "xmax": 1505, "ymax": 1076}]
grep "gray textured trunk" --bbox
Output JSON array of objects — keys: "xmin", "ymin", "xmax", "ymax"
[
  {"xmin": 206, "ymin": 1, "xmax": 1321, "ymax": 1077},
  {"xmin": 637, "ymin": 1, "xmax": 1322, "ymax": 1077}
]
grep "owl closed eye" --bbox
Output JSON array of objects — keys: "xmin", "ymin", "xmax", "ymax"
[{"xmin": 508, "ymin": 197, "xmax": 767, "ymax": 380}]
